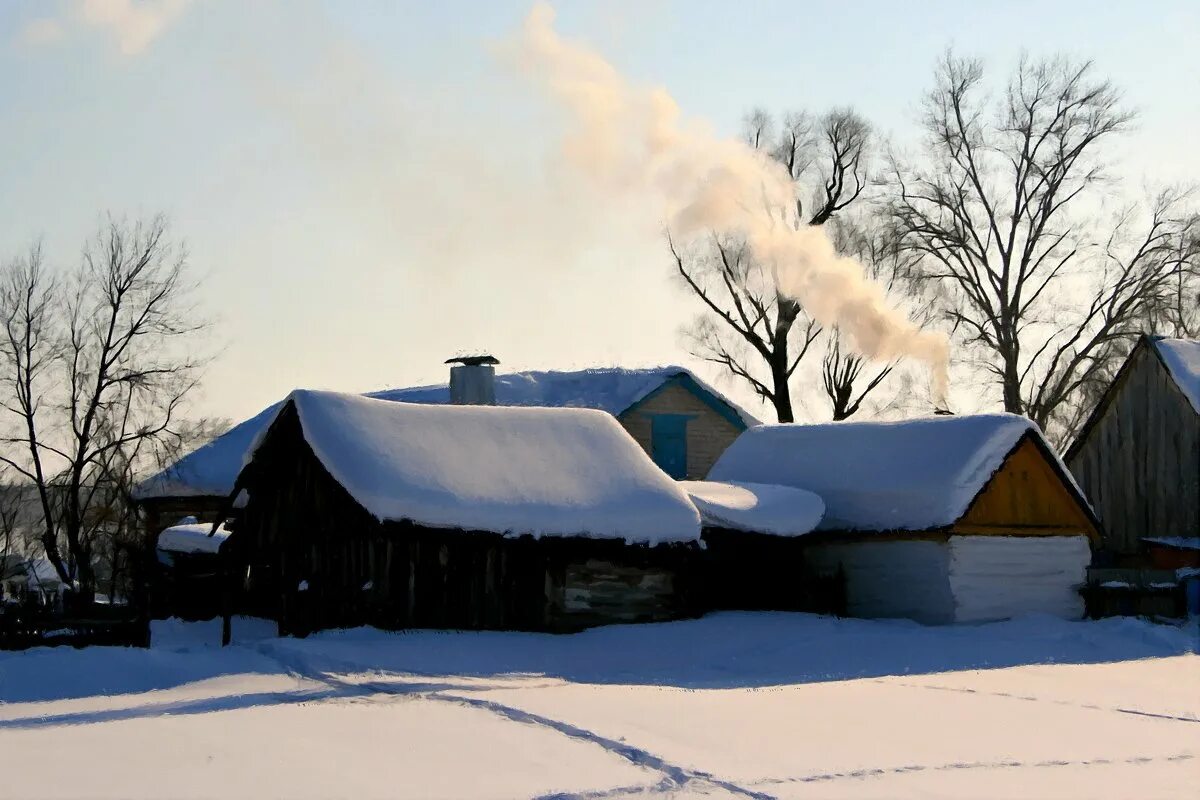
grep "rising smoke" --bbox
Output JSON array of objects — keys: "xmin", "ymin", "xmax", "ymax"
[{"xmin": 512, "ymin": 3, "xmax": 950, "ymax": 402}]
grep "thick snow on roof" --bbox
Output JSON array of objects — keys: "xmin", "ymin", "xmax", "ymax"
[
  {"xmin": 244, "ymin": 390, "xmax": 701, "ymax": 545},
  {"xmin": 1151, "ymin": 337, "xmax": 1200, "ymax": 414},
  {"xmin": 135, "ymin": 366, "xmax": 757, "ymax": 501},
  {"xmin": 679, "ymin": 480, "xmax": 824, "ymax": 536},
  {"xmin": 708, "ymin": 414, "xmax": 1043, "ymax": 533},
  {"xmin": 157, "ymin": 523, "xmax": 231, "ymax": 555}
]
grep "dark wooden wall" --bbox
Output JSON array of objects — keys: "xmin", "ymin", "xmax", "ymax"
[
  {"xmin": 1067, "ymin": 344, "xmax": 1200, "ymax": 559},
  {"xmin": 700, "ymin": 528, "xmax": 845, "ymax": 614},
  {"xmin": 233, "ymin": 402, "xmax": 699, "ymax": 635}
]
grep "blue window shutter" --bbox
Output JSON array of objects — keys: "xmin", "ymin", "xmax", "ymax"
[{"xmin": 650, "ymin": 414, "xmax": 692, "ymax": 479}]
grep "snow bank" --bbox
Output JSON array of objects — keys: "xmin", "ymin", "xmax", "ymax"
[
  {"xmin": 1152, "ymin": 337, "xmax": 1200, "ymax": 413},
  {"xmin": 135, "ymin": 366, "xmax": 757, "ymax": 501},
  {"xmin": 157, "ymin": 523, "xmax": 230, "ymax": 555},
  {"xmin": 679, "ymin": 480, "xmax": 824, "ymax": 536},
  {"xmin": 246, "ymin": 390, "xmax": 701, "ymax": 545},
  {"xmin": 709, "ymin": 413, "xmax": 1045, "ymax": 532},
  {"xmin": 947, "ymin": 535, "xmax": 1089, "ymax": 623}
]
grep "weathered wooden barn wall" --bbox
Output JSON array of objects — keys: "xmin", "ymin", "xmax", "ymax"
[
  {"xmin": 619, "ymin": 383, "xmax": 743, "ymax": 479},
  {"xmin": 233, "ymin": 404, "xmax": 698, "ymax": 635},
  {"xmin": 1067, "ymin": 345, "xmax": 1200, "ymax": 558}
]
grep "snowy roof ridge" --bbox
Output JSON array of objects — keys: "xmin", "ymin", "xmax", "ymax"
[
  {"xmin": 1149, "ymin": 336, "xmax": 1200, "ymax": 414},
  {"xmin": 242, "ymin": 389, "xmax": 702, "ymax": 545},
  {"xmin": 134, "ymin": 365, "xmax": 758, "ymax": 502},
  {"xmin": 707, "ymin": 413, "xmax": 1049, "ymax": 533},
  {"xmin": 368, "ymin": 364, "xmax": 760, "ymax": 427}
]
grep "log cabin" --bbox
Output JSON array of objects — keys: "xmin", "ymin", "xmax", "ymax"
[
  {"xmin": 223, "ymin": 389, "xmax": 702, "ymax": 635},
  {"xmin": 134, "ymin": 359, "xmax": 756, "ymax": 539},
  {"xmin": 704, "ymin": 414, "xmax": 1101, "ymax": 624},
  {"xmin": 1065, "ymin": 335, "xmax": 1200, "ymax": 567}
]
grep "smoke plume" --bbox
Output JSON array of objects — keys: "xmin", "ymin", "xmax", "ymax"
[{"xmin": 513, "ymin": 3, "xmax": 950, "ymax": 402}]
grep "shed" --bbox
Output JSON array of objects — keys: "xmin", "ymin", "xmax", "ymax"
[
  {"xmin": 1065, "ymin": 335, "xmax": 1200, "ymax": 566},
  {"xmin": 708, "ymin": 414, "xmax": 1100, "ymax": 624},
  {"xmin": 135, "ymin": 364, "xmax": 756, "ymax": 538},
  {"xmin": 151, "ymin": 520, "xmax": 231, "ymax": 621},
  {"xmin": 226, "ymin": 390, "xmax": 702, "ymax": 634}
]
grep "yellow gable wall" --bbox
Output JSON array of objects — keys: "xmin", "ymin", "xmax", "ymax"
[
  {"xmin": 618, "ymin": 383, "xmax": 744, "ymax": 480},
  {"xmin": 955, "ymin": 436, "xmax": 1098, "ymax": 539}
]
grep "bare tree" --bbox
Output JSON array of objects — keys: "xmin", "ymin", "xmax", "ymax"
[
  {"xmin": 673, "ymin": 108, "xmax": 871, "ymax": 422},
  {"xmin": 890, "ymin": 53, "xmax": 1197, "ymax": 443},
  {"xmin": 819, "ymin": 216, "xmax": 937, "ymax": 420},
  {"xmin": 0, "ymin": 216, "xmax": 208, "ymax": 605}
]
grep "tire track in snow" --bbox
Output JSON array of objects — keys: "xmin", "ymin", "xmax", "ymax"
[
  {"xmin": 883, "ymin": 679, "xmax": 1200, "ymax": 723},
  {"xmin": 254, "ymin": 643, "xmax": 776, "ymax": 800},
  {"xmin": 749, "ymin": 751, "xmax": 1196, "ymax": 787},
  {"xmin": 423, "ymin": 688, "xmax": 775, "ymax": 800}
]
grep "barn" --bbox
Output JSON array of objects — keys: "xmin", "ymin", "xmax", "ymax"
[
  {"xmin": 705, "ymin": 414, "xmax": 1101, "ymax": 624},
  {"xmin": 134, "ymin": 359, "xmax": 756, "ymax": 538},
  {"xmin": 1065, "ymin": 335, "xmax": 1199, "ymax": 566},
  {"xmin": 223, "ymin": 389, "xmax": 702, "ymax": 635}
]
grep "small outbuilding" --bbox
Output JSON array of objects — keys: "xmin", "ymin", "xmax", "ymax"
[
  {"xmin": 1066, "ymin": 335, "xmax": 1199, "ymax": 566},
  {"xmin": 225, "ymin": 390, "xmax": 702, "ymax": 634},
  {"xmin": 152, "ymin": 519, "xmax": 231, "ymax": 621},
  {"xmin": 707, "ymin": 414, "xmax": 1100, "ymax": 624}
]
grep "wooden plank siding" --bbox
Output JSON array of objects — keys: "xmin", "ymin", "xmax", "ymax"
[
  {"xmin": 231, "ymin": 403, "xmax": 700, "ymax": 635},
  {"xmin": 956, "ymin": 436, "xmax": 1098, "ymax": 538},
  {"xmin": 1066, "ymin": 343, "xmax": 1200, "ymax": 557},
  {"xmin": 619, "ymin": 383, "xmax": 744, "ymax": 480}
]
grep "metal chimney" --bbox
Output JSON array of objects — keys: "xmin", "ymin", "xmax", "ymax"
[{"xmin": 446, "ymin": 354, "xmax": 499, "ymax": 405}]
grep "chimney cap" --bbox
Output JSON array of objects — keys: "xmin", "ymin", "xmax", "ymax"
[{"xmin": 445, "ymin": 354, "xmax": 500, "ymax": 367}]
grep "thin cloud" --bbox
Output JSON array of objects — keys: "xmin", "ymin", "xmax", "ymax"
[
  {"xmin": 17, "ymin": 17, "xmax": 67, "ymax": 48},
  {"xmin": 17, "ymin": 0, "xmax": 195, "ymax": 56}
]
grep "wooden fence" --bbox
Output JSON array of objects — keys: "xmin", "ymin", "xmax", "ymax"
[{"xmin": 0, "ymin": 605, "xmax": 149, "ymax": 650}]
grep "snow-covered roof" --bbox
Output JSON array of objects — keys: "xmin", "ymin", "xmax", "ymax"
[
  {"xmin": 134, "ymin": 366, "xmax": 757, "ymax": 501},
  {"xmin": 385, "ymin": 366, "xmax": 759, "ymax": 426},
  {"xmin": 679, "ymin": 481, "xmax": 825, "ymax": 537},
  {"xmin": 1150, "ymin": 337, "xmax": 1200, "ymax": 414},
  {"xmin": 157, "ymin": 523, "xmax": 231, "ymax": 555},
  {"xmin": 708, "ymin": 413, "xmax": 1051, "ymax": 533},
  {"xmin": 243, "ymin": 390, "xmax": 702, "ymax": 545}
]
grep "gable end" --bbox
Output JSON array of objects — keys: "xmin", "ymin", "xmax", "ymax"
[{"xmin": 956, "ymin": 433, "xmax": 1100, "ymax": 540}]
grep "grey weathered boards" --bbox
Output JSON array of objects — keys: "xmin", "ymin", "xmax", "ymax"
[{"xmin": 1066, "ymin": 336, "xmax": 1200, "ymax": 562}]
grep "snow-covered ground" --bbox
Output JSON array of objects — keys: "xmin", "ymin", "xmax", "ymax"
[{"xmin": 0, "ymin": 613, "xmax": 1196, "ymax": 799}]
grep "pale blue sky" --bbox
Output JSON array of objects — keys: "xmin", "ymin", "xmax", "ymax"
[{"xmin": 2, "ymin": 1, "xmax": 1197, "ymax": 423}]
